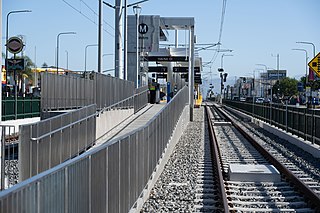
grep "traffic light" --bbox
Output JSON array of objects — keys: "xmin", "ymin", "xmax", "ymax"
[
  {"xmin": 223, "ymin": 73, "xmax": 228, "ymax": 82},
  {"xmin": 243, "ymin": 77, "xmax": 246, "ymax": 83}
]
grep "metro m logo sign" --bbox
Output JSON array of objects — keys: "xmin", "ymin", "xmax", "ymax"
[{"xmin": 139, "ymin": 23, "xmax": 148, "ymax": 34}]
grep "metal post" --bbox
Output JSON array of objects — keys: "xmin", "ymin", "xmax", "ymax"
[
  {"xmin": 0, "ymin": 128, "xmax": 4, "ymax": 190},
  {"xmin": 65, "ymin": 50, "xmax": 68, "ymax": 70},
  {"xmin": 136, "ymin": 12, "xmax": 139, "ymax": 87},
  {"xmin": 98, "ymin": 0, "xmax": 103, "ymax": 73},
  {"xmin": 175, "ymin": 30, "xmax": 178, "ymax": 48},
  {"xmin": 133, "ymin": 5, "xmax": 141, "ymax": 88},
  {"xmin": 304, "ymin": 107, "xmax": 307, "ymax": 141},
  {"xmin": 85, "ymin": 44, "xmax": 98, "ymax": 72},
  {"xmin": 296, "ymin": 41, "xmax": 316, "ymax": 58},
  {"xmin": 115, "ymin": 0, "xmax": 123, "ymax": 78},
  {"xmin": 0, "ymin": 0, "xmax": 3, "ymax": 190},
  {"xmin": 14, "ymin": 67, "xmax": 17, "ymax": 120},
  {"xmin": 312, "ymin": 105, "xmax": 315, "ymax": 144},
  {"xmin": 292, "ymin": 48, "xmax": 308, "ymax": 105},
  {"xmin": 56, "ymin": 35, "xmax": 59, "ymax": 74},
  {"xmin": 277, "ymin": 54, "xmax": 280, "ymax": 82},
  {"xmin": 285, "ymin": 101, "xmax": 288, "ymax": 132},
  {"xmin": 189, "ymin": 26, "xmax": 195, "ymax": 122},
  {"xmin": 123, "ymin": 0, "xmax": 128, "ymax": 80},
  {"xmin": 5, "ymin": 10, "xmax": 32, "ymax": 84},
  {"xmin": 56, "ymin": 32, "xmax": 76, "ymax": 74}
]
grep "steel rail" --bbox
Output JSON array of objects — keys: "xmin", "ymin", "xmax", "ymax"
[
  {"xmin": 215, "ymin": 105, "xmax": 320, "ymax": 211},
  {"xmin": 205, "ymin": 104, "xmax": 229, "ymax": 212}
]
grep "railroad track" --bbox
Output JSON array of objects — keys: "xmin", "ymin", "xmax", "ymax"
[
  {"xmin": 205, "ymin": 102, "xmax": 320, "ymax": 212},
  {"xmin": 194, "ymin": 116, "xmax": 226, "ymax": 212},
  {"xmin": 4, "ymin": 135, "xmax": 19, "ymax": 160}
]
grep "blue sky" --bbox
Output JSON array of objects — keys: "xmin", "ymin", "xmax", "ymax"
[{"xmin": 2, "ymin": 0, "xmax": 320, "ymax": 90}]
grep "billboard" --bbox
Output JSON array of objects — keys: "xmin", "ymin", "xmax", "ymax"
[{"xmin": 267, "ymin": 70, "xmax": 286, "ymax": 80}]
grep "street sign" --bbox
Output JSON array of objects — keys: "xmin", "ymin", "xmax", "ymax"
[
  {"xmin": 7, "ymin": 37, "xmax": 24, "ymax": 54},
  {"xmin": 173, "ymin": 67, "xmax": 200, "ymax": 73},
  {"xmin": 144, "ymin": 56, "xmax": 189, "ymax": 62},
  {"xmin": 156, "ymin": 73, "xmax": 167, "ymax": 79},
  {"xmin": 6, "ymin": 58, "xmax": 25, "ymax": 71},
  {"xmin": 148, "ymin": 66, "xmax": 167, "ymax": 73},
  {"xmin": 308, "ymin": 52, "xmax": 320, "ymax": 77},
  {"xmin": 180, "ymin": 73, "xmax": 201, "ymax": 84}
]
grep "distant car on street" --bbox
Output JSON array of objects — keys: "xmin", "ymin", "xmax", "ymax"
[
  {"xmin": 240, "ymin": 97, "xmax": 246, "ymax": 102},
  {"xmin": 255, "ymin": 97, "xmax": 264, "ymax": 103}
]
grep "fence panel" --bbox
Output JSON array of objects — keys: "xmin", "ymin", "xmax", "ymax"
[
  {"xmin": 19, "ymin": 105, "xmax": 97, "ymax": 181},
  {"xmin": 225, "ymin": 100, "xmax": 320, "ymax": 146},
  {"xmin": 120, "ymin": 137, "xmax": 130, "ymax": 212},
  {"xmin": 91, "ymin": 148, "xmax": 107, "ymax": 213},
  {"xmin": 0, "ymin": 86, "xmax": 189, "ymax": 213},
  {"xmin": 107, "ymin": 142, "xmax": 120, "ymax": 213}
]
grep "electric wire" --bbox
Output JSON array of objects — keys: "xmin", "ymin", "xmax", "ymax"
[
  {"xmin": 208, "ymin": 0, "xmax": 228, "ymax": 70},
  {"xmin": 80, "ymin": 0, "xmax": 115, "ymax": 30},
  {"xmin": 62, "ymin": 0, "xmax": 115, "ymax": 37}
]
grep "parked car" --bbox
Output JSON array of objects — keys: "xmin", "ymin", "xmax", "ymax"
[
  {"xmin": 240, "ymin": 97, "xmax": 246, "ymax": 102},
  {"xmin": 255, "ymin": 97, "xmax": 264, "ymax": 103},
  {"xmin": 263, "ymin": 98, "xmax": 271, "ymax": 103},
  {"xmin": 309, "ymin": 98, "xmax": 320, "ymax": 105}
]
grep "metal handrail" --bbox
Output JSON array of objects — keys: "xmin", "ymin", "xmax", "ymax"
[{"xmin": 30, "ymin": 113, "xmax": 96, "ymax": 141}]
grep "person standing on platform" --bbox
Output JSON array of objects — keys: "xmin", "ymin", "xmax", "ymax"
[{"xmin": 149, "ymin": 79, "xmax": 157, "ymax": 104}]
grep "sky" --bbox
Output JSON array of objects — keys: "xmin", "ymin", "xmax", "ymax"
[{"xmin": 2, "ymin": 0, "xmax": 320, "ymax": 94}]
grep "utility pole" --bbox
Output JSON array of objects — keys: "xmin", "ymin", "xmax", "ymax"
[
  {"xmin": 115, "ymin": 0, "xmax": 123, "ymax": 78},
  {"xmin": 98, "ymin": 0, "xmax": 103, "ymax": 73}
]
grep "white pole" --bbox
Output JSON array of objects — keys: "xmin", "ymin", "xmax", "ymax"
[
  {"xmin": 98, "ymin": 0, "xmax": 103, "ymax": 73},
  {"xmin": 115, "ymin": 0, "xmax": 123, "ymax": 78},
  {"xmin": 123, "ymin": 0, "xmax": 128, "ymax": 80}
]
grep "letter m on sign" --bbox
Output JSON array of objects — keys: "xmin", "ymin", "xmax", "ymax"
[{"xmin": 139, "ymin": 23, "xmax": 148, "ymax": 34}]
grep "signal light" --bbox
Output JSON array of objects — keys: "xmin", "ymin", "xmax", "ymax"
[{"xmin": 243, "ymin": 77, "xmax": 246, "ymax": 83}]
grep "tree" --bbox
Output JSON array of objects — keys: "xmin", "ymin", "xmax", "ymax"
[
  {"xmin": 273, "ymin": 77, "xmax": 298, "ymax": 99},
  {"xmin": 299, "ymin": 75, "xmax": 320, "ymax": 91},
  {"xmin": 42, "ymin": 62, "xmax": 48, "ymax": 68}
]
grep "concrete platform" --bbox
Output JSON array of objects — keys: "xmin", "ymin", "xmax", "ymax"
[
  {"xmin": 228, "ymin": 164, "xmax": 281, "ymax": 182},
  {"xmin": 1, "ymin": 117, "xmax": 40, "ymax": 134},
  {"xmin": 94, "ymin": 103, "xmax": 166, "ymax": 147}
]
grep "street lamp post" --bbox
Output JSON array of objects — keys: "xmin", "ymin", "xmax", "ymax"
[
  {"xmin": 84, "ymin": 44, "xmax": 98, "ymax": 72},
  {"xmin": 221, "ymin": 53, "xmax": 233, "ymax": 68},
  {"xmin": 292, "ymin": 48, "xmax": 308, "ymax": 104},
  {"xmin": 271, "ymin": 54, "xmax": 280, "ymax": 82},
  {"xmin": 133, "ymin": 5, "xmax": 141, "ymax": 88},
  {"xmin": 65, "ymin": 50, "xmax": 69, "ymax": 70},
  {"xmin": 5, "ymin": 10, "xmax": 32, "ymax": 83},
  {"xmin": 253, "ymin": 68, "xmax": 264, "ymax": 97},
  {"xmin": 56, "ymin": 32, "xmax": 76, "ymax": 74},
  {"xmin": 296, "ymin": 41, "xmax": 316, "ymax": 57},
  {"xmin": 103, "ymin": 53, "xmax": 114, "ymax": 75},
  {"xmin": 256, "ymin": 64, "xmax": 269, "ymax": 99}
]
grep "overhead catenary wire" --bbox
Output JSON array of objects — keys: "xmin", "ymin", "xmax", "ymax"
[
  {"xmin": 62, "ymin": 0, "xmax": 115, "ymax": 37},
  {"xmin": 80, "ymin": 0, "xmax": 115, "ymax": 30},
  {"xmin": 208, "ymin": 0, "xmax": 228, "ymax": 69}
]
